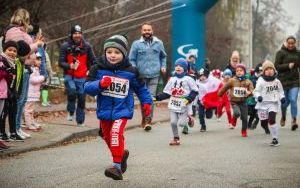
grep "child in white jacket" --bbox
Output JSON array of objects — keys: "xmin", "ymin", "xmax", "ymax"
[
  {"xmin": 253, "ymin": 61, "xmax": 285, "ymax": 146},
  {"xmin": 24, "ymin": 52, "xmax": 45, "ymax": 131}
]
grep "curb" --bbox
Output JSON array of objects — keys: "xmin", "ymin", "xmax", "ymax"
[{"xmin": 0, "ymin": 117, "xmax": 170, "ymax": 158}]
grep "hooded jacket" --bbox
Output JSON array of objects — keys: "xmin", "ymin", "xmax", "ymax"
[{"xmin": 84, "ymin": 57, "xmax": 152, "ymax": 120}]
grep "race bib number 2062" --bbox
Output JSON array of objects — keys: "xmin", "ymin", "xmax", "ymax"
[{"xmin": 101, "ymin": 76, "xmax": 129, "ymax": 98}]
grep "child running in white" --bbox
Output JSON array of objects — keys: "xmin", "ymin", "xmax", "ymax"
[
  {"xmin": 253, "ymin": 60, "xmax": 285, "ymax": 146},
  {"xmin": 156, "ymin": 58, "xmax": 198, "ymax": 145}
]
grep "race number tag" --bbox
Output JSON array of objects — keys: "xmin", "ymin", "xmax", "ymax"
[
  {"xmin": 263, "ymin": 83, "xmax": 279, "ymax": 100},
  {"xmin": 233, "ymin": 87, "xmax": 247, "ymax": 97},
  {"xmin": 168, "ymin": 96, "xmax": 186, "ymax": 111},
  {"xmin": 101, "ymin": 76, "xmax": 129, "ymax": 98}
]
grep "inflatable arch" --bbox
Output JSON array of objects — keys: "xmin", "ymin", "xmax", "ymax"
[{"xmin": 172, "ymin": 0, "xmax": 218, "ymax": 69}]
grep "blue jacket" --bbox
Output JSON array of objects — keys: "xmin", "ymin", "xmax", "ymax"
[
  {"xmin": 129, "ymin": 37, "xmax": 167, "ymax": 78},
  {"xmin": 84, "ymin": 57, "xmax": 153, "ymax": 120}
]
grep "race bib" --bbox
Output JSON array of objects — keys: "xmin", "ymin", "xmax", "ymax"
[
  {"xmin": 168, "ymin": 96, "xmax": 186, "ymax": 111},
  {"xmin": 263, "ymin": 83, "xmax": 279, "ymax": 100},
  {"xmin": 101, "ymin": 76, "xmax": 129, "ymax": 98},
  {"xmin": 233, "ymin": 87, "xmax": 247, "ymax": 97}
]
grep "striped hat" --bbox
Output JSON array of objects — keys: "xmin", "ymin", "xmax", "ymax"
[{"xmin": 104, "ymin": 35, "xmax": 128, "ymax": 57}]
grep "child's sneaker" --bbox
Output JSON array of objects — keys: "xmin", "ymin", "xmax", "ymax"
[
  {"xmin": 104, "ymin": 166, "xmax": 123, "ymax": 180},
  {"xmin": 241, "ymin": 130, "xmax": 247, "ymax": 137},
  {"xmin": 280, "ymin": 117, "xmax": 285, "ymax": 127},
  {"xmin": 269, "ymin": 138, "xmax": 280, "ymax": 147},
  {"xmin": 182, "ymin": 125, "xmax": 188, "ymax": 134},
  {"xmin": 26, "ymin": 125, "xmax": 39, "ymax": 132},
  {"xmin": 188, "ymin": 116, "xmax": 194, "ymax": 127},
  {"xmin": 0, "ymin": 133, "xmax": 10, "ymax": 142},
  {"xmin": 67, "ymin": 112, "xmax": 73, "ymax": 121},
  {"xmin": 169, "ymin": 138, "xmax": 180, "ymax": 146},
  {"xmin": 228, "ymin": 124, "xmax": 234, "ymax": 129},
  {"xmin": 121, "ymin": 149, "xmax": 129, "ymax": 173},
  {"xmin": 9, "ymin": 133, "xmax": 25, "ymax": 142},
  {"xmin": 144, "ymin": 124, "xmax": 151, "ymax": 131}
]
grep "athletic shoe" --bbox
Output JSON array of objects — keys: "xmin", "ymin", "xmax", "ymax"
[
  {"xmin": 291, "ymin": 124, "xmax": 298, "ymax": 131},
  {"xmin": 104, "ymin": 166, "xmax": 123, "ymax": 180},
  {"xmin": 67, "ymin": 112, "xmax": 73, "ymax": 121},
  {"xmin": 200, "ymin": 125, "xmax": 206, "ymax": 132},
  {"xmin": 17, "ymin": 129, "xmax": 31, "ymax": 139},
  {"xmin": 280, "ymin": 117, "xmax": 285, "ymax": 127},
  {"xmin": 269, "ymin": 138, "xmax": 280, "ymax": 147},
  {"xmin": 169, "ymin": 138, "xmax": 180, "ymax": 146},
  {"xmin": 144, "ymin": 124, "xmax": 151, "ymax": 131},
  {"xmin": 9, "ymin": 133, "xmax": 25, "ymax": 142},
  {"xmin": 188, "ymin": 116, "xmax": 194, "ymax": 127},
  {"xmin": 77, "ymin": 123, "xmax": 85, "ymax": 127},
  {"xmin": 32, "ymin": 123, "xmax": 42, "ymax": 129},
  {"xmin": 0, "ymin": 141, "xmax": 9, "ymax": 149},
  {"xmin": 25, "ymin": 125, "xmax": 39, "ymax": 132},
  {"xmin": 121, "ymin": 149, "xmax": 129, "ymax": 173},
  {"xmin": 0, "ymin": 133, "xmax": 10, "ymax": 141},
  {"xmin": 16, "ymin": 130, "xmax": 26, "ymax": 140},
  {"xmin": 229, "ymin": 124, "xmax": 235, "ymax": 129},
  {"xmin": 182, "ymin": 125, "xmax": 188, "ymax": 134},
  {"xmin": 241, "ymin": 130, "xmax": 247, "ymax": 137}
]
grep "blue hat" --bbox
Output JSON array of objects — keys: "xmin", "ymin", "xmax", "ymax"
[
  {"xmin": 223, "ymin": 69, "xmax": 232, "ymax": 77},
  {"xmin": 175, "ymin": 58, "xmax": 188, "ymax": 72}
]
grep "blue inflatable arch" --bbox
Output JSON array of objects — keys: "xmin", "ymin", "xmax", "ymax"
[{"xmin": 172, "ymin": 0, "xmax": 218, "ymax": 69}]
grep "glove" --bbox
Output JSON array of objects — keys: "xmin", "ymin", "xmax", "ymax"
[
  {"xmin": 280, "ymin": 98, "xmax": 286, "ymax": 104},
  {"xmin": 143, "ymin": 103, "xmax": 151, "ymax": 117},
  {"xmin": 257, "ymin": 96, "xmax": 263, "ymax": 103},
  {"xmin": 100, "ymin": 76, "xmax": 112, "ymax": 88}
]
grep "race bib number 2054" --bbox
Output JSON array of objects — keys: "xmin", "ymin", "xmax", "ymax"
[{"xmin": 101, "ymin": 76, "xmax": 129, "ymax": 98}]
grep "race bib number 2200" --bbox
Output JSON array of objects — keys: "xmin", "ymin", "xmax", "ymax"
[{"xmin": 101, "ymin": 76, "xmax": 129, "ymax": 98}]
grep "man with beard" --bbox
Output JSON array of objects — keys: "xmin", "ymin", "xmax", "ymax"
[
  {"xmin": 59, "ymin": 25, "xmax": 96, "ymax": 126},
  {"xmin": 129, "ymin": 22, "xmax": 167, "ymax": 131}
]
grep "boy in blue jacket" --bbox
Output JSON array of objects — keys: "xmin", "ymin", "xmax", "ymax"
[{"xmin": 84, "ymin": 35, "xmax": 152, "ymax": 180}]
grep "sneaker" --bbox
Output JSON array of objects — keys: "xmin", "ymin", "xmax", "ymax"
[
  {"xmin": 67, "ymin": 112, "xmax": 73, "ymax": 121},
  {"xmin": 77, "ymin": 123, "xmax": 85, "ymax": 127},
  {"xmin": 104, "ymin": 166, "xmax": 123, "ymax": 180},
  {"xmin": 188, "ymin": 116, "xmax": 194, "ymax": 127},
  {"xmin": 228, "ymin": 124, "xmax": 234, "ymax": 129},
  {"xmin": 169, "ymin": 138, "xmax": 180, "ymax": 146},
  {"xmin": 121, "ymin": 149, "xmax": 129, "ymax": 173},
  {"xmin": 0, "ymin": 141, "xmax": 9, "ymax": 149},
  {"xmin": 217, "ymin": 118, "xmax": 221, "ymax": 122},
  {"xmin": 182, "ymin": 125, "xmax": 188, "ymax": 134},
  {"xmin": 280, "ymin": 117, "xmax": 285, "ymax": 127},
  {"xmin": 41, "ymin": 102, "xmax": 48, "ymax": 107},
  {"xmin": 25, "ymin": 125, "xmax": 39, "ymax": 132},
  {"xmin": 200, "ymin": 125, "xmax": 206, "ymax": 132},
  {"xmin": 144, "ymin": 124, "xmax": 151, "ymax": 131},
  {"xmin": 15, "ymin": 130, "xmax": 26, "ymax": 140},
  {"xmin": 10, "ymin": 133, "xmax": 25, "ymax": 142},
  {"xmin": 241, "ymin": 130, "xmax": 247, "ymax": 137},
  {"xmin": 17, "ymin": 129, "xmax": 29, "ymax": 139},
  {"xmin": 32, "ymin": 123, "xmax": 42, "ymax": 130},
  {"xmin": 0, "ymin": 133, "xmax": 10, "ymax": 142},
  {"xmin": 291, "ymin": 124, "xmax": 298, "ymax": 131},
  {"xmin": 269, "ymin": 138, "xmax": 280, "ymax": 147},
  {"xmin": 18, "ymin": 129, "xmax": 31, "ymax": 138}
]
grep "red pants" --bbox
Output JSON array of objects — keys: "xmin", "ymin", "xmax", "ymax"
[
  {"xmin": 100, "ymin": 118, "xmax": 127, "ymax": 163},
  {"xmin": 217, "ymin": 100, "xmax": 232, "ymax": 124}
]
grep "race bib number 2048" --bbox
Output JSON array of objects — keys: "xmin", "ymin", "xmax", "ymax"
[{"xmin": 101, "ymin": 76, "xmax": 129, "ymax": 98}]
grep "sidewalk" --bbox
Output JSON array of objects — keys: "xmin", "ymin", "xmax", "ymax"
[{"xmin": 0, "ymin": 101, "xmax": 169, "ymax": 158}]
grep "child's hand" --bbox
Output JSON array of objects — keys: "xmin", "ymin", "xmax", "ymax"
[
  {"xmin": 246, "ymin": 91, "xmax": 252, "ymax": 97},
  {"xmin": 143, "ymin": 103, "xmax": 151, "ymax": 117},
  {"xmin": 100, "ymin": 76, "xmax": 112, "ymax": 88},
  {"xmin": 257, "ymin": 96, "xmax": 263, "ymax": 102},
  {"xmin": 280, "ymin": 97, "xmax": 286, "ymax": 104}
]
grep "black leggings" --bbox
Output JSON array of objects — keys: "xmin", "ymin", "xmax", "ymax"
[{"xmin": 0, "ymin": 97, "xmax": 17, "ymax": 134}]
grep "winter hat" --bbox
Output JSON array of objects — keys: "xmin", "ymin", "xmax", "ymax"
[
  {"xmin": 3, "ymin": 40, "xmax": 18, "ymax": 52},
  {"xmin": 212, "ymin": 69, "xmax": 221, "ymax": 77},
  {"xmin": 262, "ymin": 60, "xmax": 275, "ymax": 73},
  {"xmin": 70, "ymin": 25, "xmax": 82, "ymax": 35},
  {"xmin": 17, "ymin": 40, "xmax": 31, "ymax": 57},
  {"xmin": 235, "ymin": 63, "xmax": 246, "ymax": 74},
  {"xmin": 175, "ymin": 58, "xmax": 188, "ymax": 72},
  {"xmin": 104, "ymin": 35, "xmax": 129, "ymax": 57},
  {"xmin": 199, "ymin": 68, "xmax": 210, "ymax": 77},
  {"xmin": 223, "ymin": 68, "xmax": 232, "ymax": 77}
]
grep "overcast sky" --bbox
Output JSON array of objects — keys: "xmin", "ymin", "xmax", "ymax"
[{"xmin": 281, "ymin": 0, "xmax": 300, "ymax": 35}]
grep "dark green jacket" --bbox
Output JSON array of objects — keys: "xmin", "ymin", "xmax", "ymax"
[{"xmin": 274, "ymin": 45, "xmax": 300, "ymax": 89}]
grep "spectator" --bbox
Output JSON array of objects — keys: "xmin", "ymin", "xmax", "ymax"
[
  {"xmin": 4, "ymin": 8, "xmax": 44, "ymax": 139},
  {"xmin": 275, "ymin": 36, "xmax": 300, "ymax": 131},
  {"xmin": 59, "ymin": 24, "xmax": 96, "ymax": 126},
  {"xmin": 129, "ymin": 22, "xmax": 167, "ymax": 131}
]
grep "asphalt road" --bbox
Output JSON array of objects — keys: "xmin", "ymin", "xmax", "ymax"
[{"xmin": 0, "ymin": 118, "xmax": 299, "ymax": 188}]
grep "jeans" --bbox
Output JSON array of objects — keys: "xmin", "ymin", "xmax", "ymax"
[
  {"xmin": 16, "ymin": 71, "xmax": 30, "ymax": 130},
  {"xmin": 64, "ymin": 75, "xmax": 86, "ymax": 124},
  {"xmin": 281, "ymin": 87, "xmax": 299, "ymax": 119}
]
